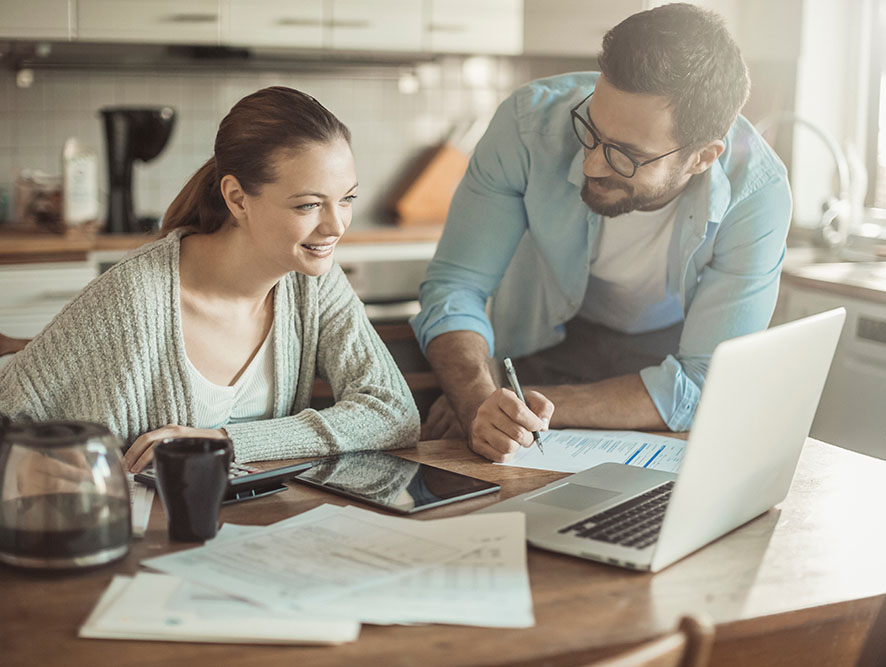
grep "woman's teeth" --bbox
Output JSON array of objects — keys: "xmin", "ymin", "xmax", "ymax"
[{"xmin": 302, "ymin": 243, "xmax": 333, "ymax": 251}]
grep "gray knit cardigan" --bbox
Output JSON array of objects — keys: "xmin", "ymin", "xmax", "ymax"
[{"xmin": 0, "ymin": 230, "xmax": 420, "ymax": 462}]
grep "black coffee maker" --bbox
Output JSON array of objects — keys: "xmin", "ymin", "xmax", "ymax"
[{"xmin": 100, "ymin": 107, "xmax": 176, "ymax": 234}]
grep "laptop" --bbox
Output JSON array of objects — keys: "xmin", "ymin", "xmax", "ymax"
[{"xmin": 477, "ymin": 308, "xmax": 846, "ymax": 572}]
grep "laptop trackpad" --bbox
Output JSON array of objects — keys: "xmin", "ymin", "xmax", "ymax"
[{"xmin": 528, "ymin": 484, "xmax": 620, "ymax": 512}]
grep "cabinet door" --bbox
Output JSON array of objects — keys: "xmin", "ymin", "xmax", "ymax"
[
  {"xmin": 427, "ymin": 0, "xmax": 523, "ymax": 55},
  {"xmin": 0, "ymin": 0, "xmax": 71, "ymax": 39},
  {"xmin": 0, "ymin": 261, "xmax": 97, "ymax": 338},
  {"xmin": 77, "ymin": 0, "xmax": 221, "ymax": 44},
  {"xmin": 523, "ymin": 0, "xmax": 644, "ymax": 56},
  {"xmin": 329, "ymin": 0, "xmax": 422, "ymax": 52},
  {"xmin": 222, "ymin": 0, "xmax": 324, "ymax": 49}
]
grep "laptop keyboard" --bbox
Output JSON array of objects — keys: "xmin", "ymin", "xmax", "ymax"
[{"xmin": 557, "ymin": 481, "xmax": 675, "ymax": 550}]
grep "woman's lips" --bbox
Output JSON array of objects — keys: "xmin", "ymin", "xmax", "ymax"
[{"xmin": 300, "ymin": 242, "xmax": 336, "ymax": 258}]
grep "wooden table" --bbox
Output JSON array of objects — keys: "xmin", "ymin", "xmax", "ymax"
[{"xmin": 2, "ymin": 438, "xmax": 884, "ymax": 667}]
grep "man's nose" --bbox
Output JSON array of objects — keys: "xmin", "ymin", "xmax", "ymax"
[{"xmin": 582, "ymin": 146, "xmax": 614, "ymax": 179}]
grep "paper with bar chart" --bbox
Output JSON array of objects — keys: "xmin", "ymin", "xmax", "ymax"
[{"xmin": 496, "ymin": 429, "xmax": 686, "ymax": 474}]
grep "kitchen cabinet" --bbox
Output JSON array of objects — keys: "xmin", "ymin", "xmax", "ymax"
[
  {"xmin": 77, "ymin": 0, "xmax": 220, "ymax": 44},
  {"xmin": 3, "ymin": 0, "xmax": 527, "ymax": 56},
  {"xmin": 0, "ymin": 0, "xmax": 72, "ymax": 40},
  {"xmin": 426, "ymin": 0, "xmax": 523, "ymax": 55},
  {"xmin": 328, "ymin": 0, "xmax": 422, "ymax": 52},
  {"xmin": 222, "ymin": 0, "xmax": 324, "ymax": 49},
  {"xmin": 523, "ymin": 0, "xmax": 643, "ymax": 57},
  {"xmin": 0, "ymin": 260, "xmax": 98, "ymax": 370}
]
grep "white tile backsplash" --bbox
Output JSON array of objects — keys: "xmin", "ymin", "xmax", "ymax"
[
  {"xmin": 17, "ymin": 116, "xmax": 48, "ymax": 151},
  {"xmin": 82, "ymin": 74, "xmax": 119, "ymax": 113},
  {"xmin": 13, "ymin": 79, "xmax": 46, "ymax": 113},
  {"xmin": 0, "ymin": 113, "xmax": 12, "ymax": 151},
  {"xmin": 0, "ymin": 55, "xmax": 550, "ymax": 227}
]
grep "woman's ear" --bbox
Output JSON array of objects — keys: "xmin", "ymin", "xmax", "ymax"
[
  {"xmin": 687, "ymin": 139, "xmax": 725, "ymax": 175},
  {"xmin": 219, "ymin": 174, "xmax": 248, "ymax": 222}
]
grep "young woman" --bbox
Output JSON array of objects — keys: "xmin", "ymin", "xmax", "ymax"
[{"xmin": 0, "ymin": 87, "xmax": 419, "ymax": 472}]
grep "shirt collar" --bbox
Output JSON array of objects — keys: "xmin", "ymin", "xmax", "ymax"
[
  {"xmin": 567, "ymin": 147, "xmax": 585, "ymax": 189},
  {"xmin": 707, "ymin": 158, "xmax": 731, "ymax": 223}
]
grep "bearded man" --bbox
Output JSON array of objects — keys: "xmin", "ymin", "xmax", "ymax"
[{"xmin": 411, "ymin": 3, "xmax": 791, "ymax": 462}]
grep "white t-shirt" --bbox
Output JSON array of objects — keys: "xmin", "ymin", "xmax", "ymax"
[
  {"xmin": 186, "ymin": 326, "xmax": 276, "ymax": 429},
  {"xmin": 579, "ymin": 196, "xmax": 684, "ymax": 334}
]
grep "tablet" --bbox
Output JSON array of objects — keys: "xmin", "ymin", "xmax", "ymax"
[
  {"xmin": 291, "ymin": 451, "xmax": 500, "ymax": 514},
  {"xmin": 134, "ymin": 460, "xmax": 314, "ymax": 504}
]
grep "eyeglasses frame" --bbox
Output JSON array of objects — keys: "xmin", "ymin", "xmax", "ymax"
[{"xmin": 570, "ymin": 90, "xmax": 691, "ymax": 178}]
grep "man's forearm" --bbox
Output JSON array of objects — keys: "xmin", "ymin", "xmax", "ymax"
[
  {"xmin": 534, "ymin": 374, "xmax": 669, "ymax": 431},
  {"xmin": 426, "ymin": 331, "xmax": 498, "ymax": 434}
]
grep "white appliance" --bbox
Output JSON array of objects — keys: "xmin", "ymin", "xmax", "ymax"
[{"xmin": 776, "ymin": 262, "xmax": 886, "ymax": 459}]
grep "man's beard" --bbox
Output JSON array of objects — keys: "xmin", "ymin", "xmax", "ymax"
[{"xmin": 580, "ymin": 169, "xmax": 685, "ymax": 217}]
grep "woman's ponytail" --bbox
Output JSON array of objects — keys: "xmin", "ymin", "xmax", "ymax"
[{"xmin": 160, "ymin": 157, "xmax": 229, "ymax": 235}]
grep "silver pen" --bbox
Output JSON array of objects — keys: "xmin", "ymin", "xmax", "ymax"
[{"xmin": 503, "ymin": 357, "xmax": 545, "ymax": 455}]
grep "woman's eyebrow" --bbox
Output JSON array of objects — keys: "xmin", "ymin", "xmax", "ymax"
[
  {"xmin": 288, "ymin": 183, "xmax": 358, "ymax": 199},
  {"xmin": 288, "ymin": 191, "xmax": 326, "ymax": 199}
]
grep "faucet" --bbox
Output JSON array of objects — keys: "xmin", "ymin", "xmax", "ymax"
[{"xmin": 755, "ymin": 111, "xmax": 857, "ymax": 248}]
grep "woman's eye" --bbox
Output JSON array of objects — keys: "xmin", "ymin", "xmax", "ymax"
[
  {"xmin": 296, "ymin": 202, "xmax": 321, "ymax": 211},
  {"xmin": 342, "ymin": 194, "xmax": 358, "ymax": 204}
]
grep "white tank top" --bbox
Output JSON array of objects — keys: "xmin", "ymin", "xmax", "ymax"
[
  {"xmin": 579, "ymin": 196, "xmax": 684, "ymax": 334},
  {"xmin": 186, "ymin": 327, "xmax": 276, "ymax": 429}
]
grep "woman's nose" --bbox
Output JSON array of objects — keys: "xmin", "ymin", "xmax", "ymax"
[{"xmin": 319, "ymin": 205, "xmax": 349, "ymax": 236}]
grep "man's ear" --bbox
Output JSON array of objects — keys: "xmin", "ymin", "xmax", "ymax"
[
  {"xmin": 687, "ymin": 139, "xmax": 725, "ymax": 175},
  {"xmin": 219, "ymin": 174, "xmax": 248, "ymax": 222}
]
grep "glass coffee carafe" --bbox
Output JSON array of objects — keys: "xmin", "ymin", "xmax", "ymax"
[{"xmin": 0, "ymin": 418, "xmax": 131, "ymax": 569}]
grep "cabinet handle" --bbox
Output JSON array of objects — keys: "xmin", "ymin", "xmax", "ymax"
[
  {"xmin": 167, "ymin": 13, "xmax": 218, "ymax": 23},
  {"xmin": 328, "ymin": 19, "xmax": 371, "ymax": 29},
  {"xmin": 428, "ymin": 23, "xmax": 467, "ymax": 32},
  {"xmin": 275, "ymin": 18, "xmax": 323, "ymax": 27}
]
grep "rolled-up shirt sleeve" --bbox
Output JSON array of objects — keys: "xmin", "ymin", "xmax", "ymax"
[
  {"xmin": 411, "ymin": 92, "xmax": 532, "ymax": 356},
  {"xmin": 640, "ymin": 174, "xmax": 792, "ymax": 431}
]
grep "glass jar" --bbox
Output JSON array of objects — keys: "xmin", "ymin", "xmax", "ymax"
[{"xmin": 0, "ymin": 419, "xmax": 131, "ymax": 569}]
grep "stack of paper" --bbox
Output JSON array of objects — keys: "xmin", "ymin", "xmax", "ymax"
[
  {"xmin": 81, "ymin": 504, "xmax": 534, "ymax": 644},
  {"xmin": 497, "ymin": 429, "xmax": 686, "ymax": 474},
  {"xmin": 79, "ymin": 573, "xmax": 359, "ymax": 644}
]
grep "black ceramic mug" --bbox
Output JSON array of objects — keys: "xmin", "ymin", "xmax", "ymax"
[{"xmin": 153, "ymin": 437, "xmax": 233, "ymax": 542}]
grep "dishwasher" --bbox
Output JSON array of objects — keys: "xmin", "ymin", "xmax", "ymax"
[{"xmin": 776, "ymin": 265, "xmax": 886, "ymax": 459}]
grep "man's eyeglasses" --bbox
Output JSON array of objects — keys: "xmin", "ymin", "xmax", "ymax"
[{"xmin": 570, "ymin": 91, "xmax": 689, "ymax": 178}]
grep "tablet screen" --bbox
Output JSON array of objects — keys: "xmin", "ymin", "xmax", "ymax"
[{"xmin": 293, "ymin": 451, "xmax": 499, "ymax": 513}]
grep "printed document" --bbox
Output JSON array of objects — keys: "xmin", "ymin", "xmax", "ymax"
[
  {"xmin": 79, "ymin": 573, "xmax": 359, "ymax": 645},
  {"xmin": 249, "ymin": 509, "xmax": 534, "ymax": 627},
  {"xmin": 312, "ymin": 511, "xmax": 534, "ymax": 627},
  {"xmin": 497, "ymin": 429, "xmax": 686, "ymax": 474},
  {"xmin": 142, "ymin": 504, "xmax": 473, "ymax": 611}
]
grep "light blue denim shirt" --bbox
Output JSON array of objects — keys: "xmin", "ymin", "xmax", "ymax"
[{"xmin": 411, "ymin": 72, "xmax": 792, "ymax": 431}]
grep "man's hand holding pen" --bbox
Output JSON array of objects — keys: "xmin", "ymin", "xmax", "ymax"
[{"xmin": 468, "ymin": 380, "xmax": 554, "ymax": 463}]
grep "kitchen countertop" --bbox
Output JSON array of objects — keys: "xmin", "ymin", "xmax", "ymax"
[
  {"xmin": 782, "ymin": 260, "xmax": 886, "ymax": 305},
  {"xmin": 0, "ymin": 223, "xmax": 444, "ymax": 265}
]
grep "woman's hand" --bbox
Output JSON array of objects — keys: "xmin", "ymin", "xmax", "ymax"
[
  {"xmin": 421, "ymin": 394, "xmax": 466, "ymax": 440},
  {"xmin": 123, "ymin": 425, "xmax": 229, "ymax": 473}
]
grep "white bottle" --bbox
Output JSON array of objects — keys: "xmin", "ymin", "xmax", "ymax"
[{"xmin": 61, "ymin": 137, "xmax": 99, "ymax": 227}]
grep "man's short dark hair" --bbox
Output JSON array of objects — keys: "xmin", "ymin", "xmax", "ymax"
[{"xmin": 598, "ymin": 3, "xmax": 750, "ymax": 146}]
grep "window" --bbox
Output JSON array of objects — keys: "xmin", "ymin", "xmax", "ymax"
[{"xmin": 868, "ymin": 0, "xmax": 886, "ymax": 208}]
